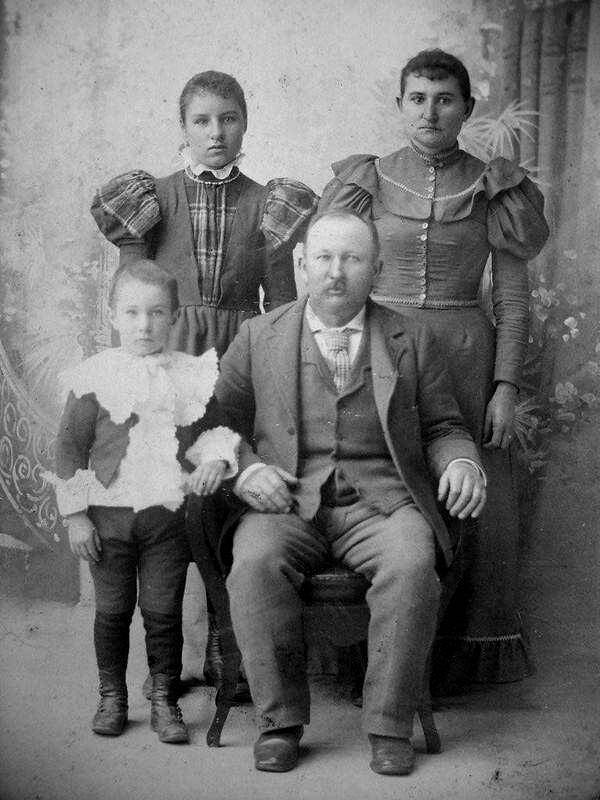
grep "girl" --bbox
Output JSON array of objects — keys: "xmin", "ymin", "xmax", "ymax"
[
  {"xmin": 91, "ymin": 71, "xmax": 317, "ymax": 690},
  {"xmin": 45, "ymin": 260, "xmax": 239, "ymax": 743}
]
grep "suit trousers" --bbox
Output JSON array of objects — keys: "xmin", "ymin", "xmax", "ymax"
[{"xmin": 226, "ymin": 500, "xmax": 441, "ymax": 738}]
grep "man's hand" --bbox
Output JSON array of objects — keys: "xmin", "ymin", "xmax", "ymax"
[
  {"xmin": 438, "ymin": 462, "xmax": 486, "ymax": 519},
  {"xmin": 236, "ymin": 465, "xmax": 298, "ymax": 513},
  {"xmin": 65, "ymin": 512, "xmax": 102, "ymax": 562},
  {"xmin": 484, "ymin": 381, "xmax": 517, "ymax": 450},
  {"xmin": 187, "ymin": 460, "xmax": 227, "ymax": 496}
]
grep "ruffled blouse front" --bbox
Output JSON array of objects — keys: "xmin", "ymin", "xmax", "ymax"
[{"xmin": 46, "ymin": 348, "xmax": 239, "ymax": 514}]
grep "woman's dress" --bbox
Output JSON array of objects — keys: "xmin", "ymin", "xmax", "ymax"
[{"xmin": 320, "ymin": 144, "xmax": 549, "ymax": 688}]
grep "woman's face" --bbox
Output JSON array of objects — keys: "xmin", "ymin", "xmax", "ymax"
[
  {"xmin": 399, "ymin": 73, "xmax": 474, "ymax": 153},
  {"xmin": 182, "ymin": 92, "xmax": 246, "ymax": 169}
]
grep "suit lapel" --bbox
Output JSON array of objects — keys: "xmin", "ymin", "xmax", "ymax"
[
  {"xmin": 369, "ymin": 303, "xmax": 409, "ymax": 425},
  {"xmin": 261, "ymin": 299, "xmax": 306, "ymax": 469}
]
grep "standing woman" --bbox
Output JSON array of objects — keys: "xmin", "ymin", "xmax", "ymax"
[
  {"xmin": 91, "ymin": 70, "xmax": 317, "ymax": 690},
  {"xmin": 320, "ymin": 50, "xmax": 549, "ymax": 690}
]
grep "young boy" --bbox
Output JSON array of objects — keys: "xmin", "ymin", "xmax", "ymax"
[{"xmin": 45, "ymin": 259, "xmax": 239, "ymax": 743}]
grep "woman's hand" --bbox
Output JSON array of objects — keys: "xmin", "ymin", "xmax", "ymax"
[
  {"xmin": 65, "ymin": 512, "xmax": 102, "ymax": 562},
  {"xmin": 483, "ymin": 381, "xmax": 517, "ymax": 450},
  {"xmin": 187, "ymin": 460, "xmax": 228, "ymax": 496}
]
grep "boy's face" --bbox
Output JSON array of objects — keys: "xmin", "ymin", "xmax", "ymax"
[
  {"xmin": 110, "ymin": 279, "xmax": 175, "ymax": 356},
  {"xmin": 181, "ymin": 91, "xmax": 245, "ymax": 169}
]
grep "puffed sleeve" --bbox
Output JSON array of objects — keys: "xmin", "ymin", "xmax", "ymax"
[
  {"xmin": 485, "ymin": 158, "xmax": 549, "ymax": 259},
  {"xmin": 483, "ymin": 158, "xmax": 550, "ymax": 388},
  {"xmin": 90, "ymin": 170, "xmax": 161, "ymax": 263},
  {"xmin": 318, "ymin": 154, "xmax": 379, "ymax": 216},
  {"xmin": 260, "ymin": 178, "xmax": 318, "ymax": 311}
]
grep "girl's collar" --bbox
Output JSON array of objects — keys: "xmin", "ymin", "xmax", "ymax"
[{"xmin": 178, "ymin": 147, "xmax": 245, "ymax": 179}]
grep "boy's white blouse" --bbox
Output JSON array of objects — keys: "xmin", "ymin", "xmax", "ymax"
[{"xmin": 46, "ymin": 347, "xmax": 239, "ymax": 515}]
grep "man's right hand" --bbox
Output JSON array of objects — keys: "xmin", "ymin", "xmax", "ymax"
[{"xmin": 236, "ymin": 465, "xmax": 298, "ymax": 513}]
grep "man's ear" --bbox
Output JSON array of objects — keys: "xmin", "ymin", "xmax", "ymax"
[
  {"xmin": 395, "ymin": 95, "xmax": 403, "ymax": 113},
  {"xmin": 465, "ymin": 96, "xmax": 475, "ymax": 121},
  {"xmin": 373, "ymin": 258, "xmax": 383, "ymax": 280}
]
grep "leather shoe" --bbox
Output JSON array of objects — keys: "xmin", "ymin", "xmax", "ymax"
[
  {"xmin": 253, "ymin": 726, "xmax": 303, "ymax": 772},
  {"xmin": 368, "ymin": 734, "xmax": 415, "ymax": 776}
]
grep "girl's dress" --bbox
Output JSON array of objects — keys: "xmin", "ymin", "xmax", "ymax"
[
  {"xmin": 320, "ymin": 144, "xmax": 549, "ymax": 688},
  {"xmin": 91, "ymin": 165, "xmax": 318, "ymax": 356}
]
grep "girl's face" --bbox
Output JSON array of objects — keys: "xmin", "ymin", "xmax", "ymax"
[
  {"xmin": 110, "ymin": 279, "xmax": 176, "ymax": 356},
  {"xmin": 399, "ymin": 73, "xmax": 474, "ymax": 153},
  {"xmin": 181, "ymin": 92, "xmax": 245, "ymax": 169}
]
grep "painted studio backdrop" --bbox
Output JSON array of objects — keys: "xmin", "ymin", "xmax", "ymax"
[{"xmin": 0, "ymin": 0, "xmax": 599, "ymax": 603}]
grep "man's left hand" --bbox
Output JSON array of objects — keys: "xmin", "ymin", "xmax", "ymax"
[{"xmin": 438, "ymin": 462, "xmax": 486, "ymax": 519}]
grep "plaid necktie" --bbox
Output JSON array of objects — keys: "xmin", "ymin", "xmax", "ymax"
[{"xmin": 321, "ymin": 328, "xmax": 351, "ymax": 392}]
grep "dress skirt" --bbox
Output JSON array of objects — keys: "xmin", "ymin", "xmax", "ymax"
[{"xmin": 384, "ymin": 303, "xmax": 534, "ymax": 690}]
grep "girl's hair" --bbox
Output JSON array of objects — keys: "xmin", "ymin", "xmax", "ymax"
[
  {"xmin": 399, "ymin": 49, "xmax": 472, "ymax": 102},
  {"xmin": 108, "ymin": 260, "xmax": 179, "ymax": 312},
  {"xmin": 179, "ymin": 71, "xmax": 248, "ymax": 128}
]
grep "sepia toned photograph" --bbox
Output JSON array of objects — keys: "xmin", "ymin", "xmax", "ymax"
[{"xmin": 0, "ymin": 1, "xmax": 599, "ymax": 798}]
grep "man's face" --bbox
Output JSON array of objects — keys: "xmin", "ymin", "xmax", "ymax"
[{"xmin": 299, "ymin": 215, "xmax": 381, "ymax": 326}]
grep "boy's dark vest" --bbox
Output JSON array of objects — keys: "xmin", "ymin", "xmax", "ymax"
[{"xmin": 150, "ymin": 171, "xmax": 267, "ymax": 310}]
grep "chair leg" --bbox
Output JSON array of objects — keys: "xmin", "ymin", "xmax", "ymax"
[
  {"xmin": 206, "ymin": 620, "xmax": 242, "ymax": 747},
  {"xmin": 420, "ymin": 652, "xmax": 441, "ymax": 754}
]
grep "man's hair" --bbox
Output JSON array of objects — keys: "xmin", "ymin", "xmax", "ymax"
[
  {"xmin": 303, "ymin": 209, "xmax": 381, "ymax": 261},
  {"xmin": 179, "ymin": 70, "xmax": 248, "ymax": 128},
  {"xmin": 399, "ymin": 49, "xmax": 471, "ymax": 102},
  {"xmin": 108, "ymin": 260, "xmax": 179, "ymax": 312}
]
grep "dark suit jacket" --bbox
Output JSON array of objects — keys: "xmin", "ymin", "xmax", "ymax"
[{"xmin": 215, "ymin": 297, "xmax": 482, "ymax": 568}]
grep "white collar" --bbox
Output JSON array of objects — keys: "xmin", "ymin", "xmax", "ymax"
[
  {"xmin": 179, "ymin": 147, "xmax": 244, "ymax": 179},
  {"xmin": 305, "ymin": 302, "xmax": 366, "ymax": 333}
]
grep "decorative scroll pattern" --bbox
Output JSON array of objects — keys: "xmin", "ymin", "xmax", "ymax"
[
  {"xmin": 0, "ymin": 245, "xmax": 116, "ymax": 550},
  {"xmin": 0, "ymin": 338, "xmax": 62, "ymax": 548}
]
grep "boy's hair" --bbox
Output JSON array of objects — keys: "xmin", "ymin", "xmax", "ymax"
[
  {"xmin": 303, "ymin": 208, "xmax": 381, "ymax": 262},
  {"xmin": 399, "ymin": 49, "xmax": 472, "ymax": 102},
  {"xmin": 179, "ymin": 71, "xmax": 248, "ymax": 129},
  {"xmin": 108, "ymin": 260, "xmax": 179, "ymax": 312}
]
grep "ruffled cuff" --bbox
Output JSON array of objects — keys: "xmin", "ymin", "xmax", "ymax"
[
  {"xmin": 185, "ymin": 426, "xmax": 241, "ymax": 479},
  {"xmin": 90, "ymin": 170, "xmax": 161, "ymax": 243},
  {"xmin": 42, "ymin": 468, "xmax": 98, "ymax": 516},
  {"xmin": 261, "ymin": 179, "xmax": 318, "ymax": 252}
]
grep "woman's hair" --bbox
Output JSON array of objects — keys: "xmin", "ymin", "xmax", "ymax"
[
  {"xmin": 179, "ymin": 71, "xmax": 248, "ymax": 128},
  {"xmin": 109, "ymin": 260, "xmax": 179, "ymax": 312},
  {"xmin": 399, "ymin": 49, "xmax": 471, "ymax": 101},
  {"xmin": 303, "ymin": 209, "xmax": 381, "ymax": 262}
]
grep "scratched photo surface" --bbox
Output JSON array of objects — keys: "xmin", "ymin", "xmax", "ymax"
[{"xmin": 0, "ymin": 1, "xmax": 599, "ymax": 799}]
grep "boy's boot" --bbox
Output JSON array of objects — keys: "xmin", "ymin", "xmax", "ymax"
[
  {"xmin": 150, "ymin": 674, "xmax": 189, "ymax": 743},
  {"xmin": 92, "ymin": 670, "xmax": 128, "ymax": 736}
]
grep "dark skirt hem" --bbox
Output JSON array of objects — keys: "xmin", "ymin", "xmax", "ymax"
[{"xmin": 431, "ymin": 623, "xmax": 535, "ymax": 694}]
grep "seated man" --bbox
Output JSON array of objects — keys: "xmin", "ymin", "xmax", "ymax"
[{"xmin": 214, "ymin": 209, "xmax": 486, "ymax": 775}]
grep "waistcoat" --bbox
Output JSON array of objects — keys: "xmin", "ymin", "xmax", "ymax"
[{"xmin": 294, "ymin": 322, "xmax": 411, "ymax": 520}]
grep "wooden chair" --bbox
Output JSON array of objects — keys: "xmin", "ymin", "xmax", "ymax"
[{"xmin": 206, "ymin": 526, "xmax": 469, "ymax": 749}]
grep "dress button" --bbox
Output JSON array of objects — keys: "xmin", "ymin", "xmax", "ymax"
[
  {"xmin": 420, "ymin": 233, "xmax": 427, "ymax": 241},
  {"xmin": 429, "ymin": 166, "xmax": 435, "ymax": 174},
  {"xmin": 428, "ymin": 175, "xmax": 435, "ymax": 182},
  {"xmin": 421, "ymin": 222, "xmax": 429, "ymax": 229}
]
